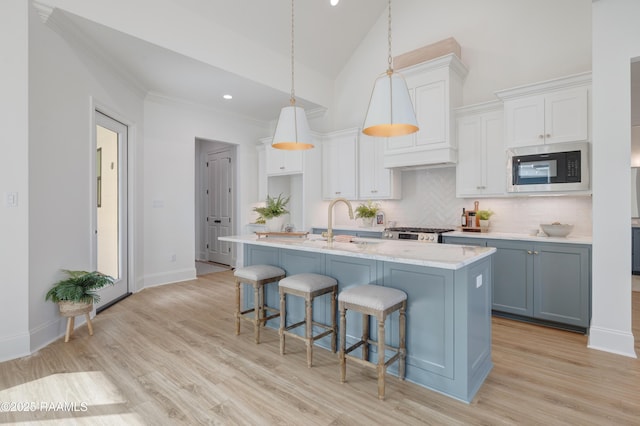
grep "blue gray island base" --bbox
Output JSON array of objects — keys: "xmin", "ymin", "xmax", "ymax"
[{"xmin": 241, "ymin": 243, "xmax": 493, "ymax": 403}]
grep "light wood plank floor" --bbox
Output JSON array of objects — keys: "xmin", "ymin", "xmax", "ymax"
[{"xmin": 1, "ymin": 270, "xmax": 638, "ymax": 425}]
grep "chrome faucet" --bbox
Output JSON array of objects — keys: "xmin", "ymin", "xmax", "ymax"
[{"xmin": 324, "ymin": 198, "xmax": 354, "ymax": 242}]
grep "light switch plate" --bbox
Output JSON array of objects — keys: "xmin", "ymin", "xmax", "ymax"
[{"xmin": 5, "ymin": 192, "xmax": 18, "ymax": 207}]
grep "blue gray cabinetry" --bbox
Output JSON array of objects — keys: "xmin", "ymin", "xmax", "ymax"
[
  {"xmin": 311, "ymin": 227, "xmax": 383, "ymax": 239},
  {"xmin": 633, "ymin": 228, "xmax": 640, "ymax": 274},
  {"xmin": 443, "ymin": 235, "xmax": 591, "ymax": 332},
  {"xmin": 242, "ymin": 243, "xmax": 492, "ymax": 403}
]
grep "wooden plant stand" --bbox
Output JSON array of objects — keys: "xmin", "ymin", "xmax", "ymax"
[{"xmin": 58, "ymin": 301, "xmax": 94, "ymax": 343}]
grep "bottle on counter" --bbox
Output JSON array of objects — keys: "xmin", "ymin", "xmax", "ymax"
[{"xmin": 461, "ymin": 208, "xmax": 467, "ymax": 227}]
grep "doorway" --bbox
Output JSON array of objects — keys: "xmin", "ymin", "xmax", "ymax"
[
  {"xmin": 94, "ymin": 110, "xmax": 130, "ymax": 310},
  {"xmin": 196, "ymin": 139, "xmax": 236, "ymax": 267}
]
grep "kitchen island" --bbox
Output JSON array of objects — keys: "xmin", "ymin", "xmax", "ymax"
[{"xmin": 219, "ymin": 234, "xmax": 496, "ymax": 403}]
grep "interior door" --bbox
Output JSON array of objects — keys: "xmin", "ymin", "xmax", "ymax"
[
  {"xmin": 94, "ymin": 111, "xmax": 129, "ymax": 310},
  {"xmin": 207, "ymin": 150, "xmax": 233, "ymax": 264}
]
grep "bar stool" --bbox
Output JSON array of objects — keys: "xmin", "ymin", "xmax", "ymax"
[
  {"xmin": 279, "ymin": 273, "xmax": 338, "ymax": 367},
  {"xmin": 338, "ymin": 284, "xmax": 407, "ymax": 400},
  {"xmin": 234, "ymin": 264, "xmax": 286, "ymax": 344}
]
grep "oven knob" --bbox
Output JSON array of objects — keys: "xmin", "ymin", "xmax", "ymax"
[
  {"xmin": 419, "ymin": 235, "xmax": 425, "ymax": 241},
  {"xmin": 428, "ymin": 235, "xmax": 434, "ymax": 241}
]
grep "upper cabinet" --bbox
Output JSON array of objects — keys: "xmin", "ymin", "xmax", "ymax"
[
  {"xmin": 383, "ymin": 54, "xmax": 468, "ymax": 168},
  {"xmin": 496, "ymin": 72, "xmax": 591, "ymax": 149},
  {"xmin": 322, "ymin": 128, "xmax": 358, "ymax": 200},
  {"xmin": 455, "ymin": 101, "xmax": 505, "ymax": 198},
  {"xmin": 359, "ymin": 134, "xmax": 401, "ymax": 199},
  {"xmin": 263, "ymin": 138, "xmax": 304, "ymax": 176}
]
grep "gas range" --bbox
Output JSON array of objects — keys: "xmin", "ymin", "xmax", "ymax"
[{"xmin": 383, "ymin": 227, "xmax": 455, "ymax": 243}]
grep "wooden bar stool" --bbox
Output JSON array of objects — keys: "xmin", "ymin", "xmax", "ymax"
[
  {"xmin": 338, "ymin": 284, "xmax": 407, "ymax": 400},
  {"xmin": 278, "ymin": 273, "xmax": 338, "ymax": 367},
  {"xmin": 234, "ymin": 265, "xmax": 286, "ymax": 344}
]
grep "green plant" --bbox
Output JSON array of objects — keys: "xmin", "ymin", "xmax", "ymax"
[
  {"xmin": 477, "ymin": 210, "xmax": 494, "ymax": 220},
  {"xmin": 45, "ymin": 270, "xmax": 115, "ymax": 304},
  {"xmin": 355, "ymin": 200, "xmax": 380, "ymax": 219},
  {"xmin": 253, "ymin": 193, "xmax": 290, "ymax": 220}
]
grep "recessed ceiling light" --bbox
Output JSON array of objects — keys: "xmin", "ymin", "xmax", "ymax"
[
  {"xmin": 330, "ymin": 0, "xmax": 339, "ymax": 6},
  {"xmin": 223, "ymin": 94, "xmax": 233, "ymax": 100}
]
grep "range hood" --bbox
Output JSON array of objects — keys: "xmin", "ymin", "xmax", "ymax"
[{"xmin": 383, "ymin": 147, "xmax": 457, "ymax": 169}]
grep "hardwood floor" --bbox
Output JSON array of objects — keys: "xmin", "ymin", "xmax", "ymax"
[{"xmin": 1, "ymin": 270, "xmax": 638, "ymax": 425}]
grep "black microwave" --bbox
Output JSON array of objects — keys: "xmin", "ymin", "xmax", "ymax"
[{"xmin": 507, "ymin": 142, "xmax": 590, "ymax": 193}]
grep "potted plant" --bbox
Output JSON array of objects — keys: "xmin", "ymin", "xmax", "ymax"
[
  {"xmin": 355, "ymin": 200, "xmax": 380, "ymax": 227},
  {"xmin": 476, "ymin": 210, "xmax": 494, "ymax": 230},
  {"xmin": 253, "ymin": 193, "xmax": 290, "ymax": 232},
  {"xmin": 45, "ymin": 270, "xmax": 115, "ymax": 315}
]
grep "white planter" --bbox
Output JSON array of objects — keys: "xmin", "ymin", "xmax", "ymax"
[
  {"xmin": 479, "ymin": 219, "xmax": 490, "ymax": 231},
  {"xmin": 360, "ymin": 217, "xmax": 374, "ymax": 227},
  {"xmin": 265, "ymin": 215, "xmax": 286, "ymax": 232}
]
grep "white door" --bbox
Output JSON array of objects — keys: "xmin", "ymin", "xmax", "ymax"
[
  {"xmin": 207, "ymin": 150, "xmax": 233, "ymax": 265},
  {"xmin": 94, "ymin": 111, "xmax": 129, "ymax": 310}
]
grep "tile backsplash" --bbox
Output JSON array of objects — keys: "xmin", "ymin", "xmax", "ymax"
[{"xmin": 336, "ymin": 167, "xmax": 593, "ymax": 237}]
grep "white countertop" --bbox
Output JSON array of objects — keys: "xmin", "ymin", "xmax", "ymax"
[
  {"xmin": 446, "ymin": 230, "xmax": 592, "ymax": 245},
  {"xmin": 220, "ymin": 234, "xmax": 496, "ymax": 270},
  {"xmin": 310, "ymin": 225, "xmax": 386, "ymax": 232}
]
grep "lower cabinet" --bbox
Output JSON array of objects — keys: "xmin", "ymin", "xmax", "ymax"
[
  {"xmin": 633, "ymin": 228, "xmax": 640, "ymax": 274},
  {"xmin": 444, "ymin": 236, "xmax": 591, "ymax": 331}
]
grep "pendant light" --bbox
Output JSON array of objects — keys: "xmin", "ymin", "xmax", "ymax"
[
  {"xmin": 362, "ymin": 0, "xmax": 419, "ymax": 137},
  {"xmin": 272, "ymin": 0, "xmax": 314, "ymax": 150}
]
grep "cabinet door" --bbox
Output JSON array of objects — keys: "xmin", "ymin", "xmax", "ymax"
[
  {"xmin": 265, "ymin": 144, "xmax": 303, "ymax": 176},
  {"xmin": 488, "ymin": 239, "xmax": 534, "ymax": 316},
  {"xmin": 533, "ymin": 244, "xmax": 590, "ymax": 327},
  {"xmin": 456, "ymin": 109, "xmax": 505, "ymax": 197},
  {"xmin": 456, "ymin": 115, "xmax": 483, "ymax": 196},
  {"xmin": 359, "ymin": 135, "xmax": 400, "ymax": 199},
  {"xmin": 544, "ymin": 88, "xmax": 589, "ymax": 144},
  {"xmin": 633, "ymin": 228, "xmax": 640, "ymax": 274},
  {"xmin": 504, "ymin": 95, "xmax": 545, "ymax": 148},
  {"xmin": 483, "ymin": 111, "xmax": 506, "ymax": 195},
  {"xmin": 322, "ymin": 130, "xmax": 358, "ymax": 199}
]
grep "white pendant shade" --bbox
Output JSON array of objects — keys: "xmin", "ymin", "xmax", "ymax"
[
  {"xmin": 362, "ymin": 71, "xmax": 419, "ymax": 137},
  {"xmin": 272, "ymin": 105, "xmax": 314, "ymax": 150}
]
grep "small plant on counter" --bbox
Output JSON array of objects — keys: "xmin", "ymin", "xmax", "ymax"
[
  {"xmin": 476, "ymin": 210, "xmax": 494, "ymax": 221},
  {"xmin": 355, "ymin": 200, "xmax": 380, "ymax": 219},
  {"xmin": 253, "ymin": 193, "xmax": 290, "ymax": 221}
]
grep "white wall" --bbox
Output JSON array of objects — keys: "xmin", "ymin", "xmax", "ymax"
[
  {"xmin": 0, "ymin": 0, "xmax": 30, "ymax": 362},
  {"xmin": 143, "ymin": 96, "xmax": 269, "ymax": 284},
  {"xmin": 590, "ymin": 0, "xmax": 637, "ymax": 357},
  {"xmin": 332, "ymin": 0, "xmax": 591, "ymax": 131},
  {"xmin": 27, "ymin": 4, "xmax": 145, "ymax": 354}
]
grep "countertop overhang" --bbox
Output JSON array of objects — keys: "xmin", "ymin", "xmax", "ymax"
[
  {"xmin": 446, "ymin": 230, "xmax": 592, "ymax": 245},
  {"xmin": 220, "ymin": 234, "xmax": 495, "ymax": 270}
]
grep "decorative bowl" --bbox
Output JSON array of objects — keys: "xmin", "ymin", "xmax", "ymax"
[{"xmin": 540, "ymin": 223, "xmax": 574, "ymax": 237}]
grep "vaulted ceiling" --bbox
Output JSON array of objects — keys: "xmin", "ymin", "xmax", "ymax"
[{"xmin": 44, "ymin": 0, "xmax": 388, "ymax": 123}]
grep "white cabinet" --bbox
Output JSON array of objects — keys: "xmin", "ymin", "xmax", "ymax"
[
  {"xmin": 455, "ymin": 102, "xmax": 505, "ymax": 198},
  {"xmin": 322, "ymin": 128, "xmax": 358, "ymax": 200},
  {"xmin": 497, "ymin": 72, "xmax": 591, "ymax": 148},
  {"xmin": 383, "ymin": 54, "xmax": 468, "ymax": 168},
  {"xmin": 263, "ymin": 138, "xmax": 303, "ymax": 176},
  {"xmin": 359, "ymin": 134, "xmax": 401, "ymax": 199}
]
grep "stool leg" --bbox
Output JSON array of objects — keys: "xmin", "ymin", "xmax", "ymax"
[
  {"xmin": 330, "ymin": 287, "xmax": 337, "ymax": 353},
  {"xmin": 339, "ymin": 306, "xmax": 347, "ymax": 383},
  {"xmin": 259, "ymin": 282, "xmax": 266, "ymax": 327},
  {"xmin": 85, "ymin": 313, "xmax": 94, "ymax": 336},
  {"xmin": 279, "ymin": 289, "xmax": 286, "ymax": 355},
  {"xmin": 377, "ymin": 316, "xmax": 386, "ymax": 400},
  {"xmin": 64, "ymin": 317, "xmax": 74, "ymax": 343},
  {"xmin": 235, "ymin": 279, "xmax": 241, "ymax": 335},
  {"xmin": 362, "ymin": 313, "xmax": 369, "ymax": 361},
  {"xmin": 254, "ymin": 283, "xmax": 261, "ymax": 344},
  {"xmin": 305, "ymin": 296, "xmax": 313, "ymax": 368},
  {"xmin": 399, "ymin": 301, "xmax": 406, "ymax": 381}
]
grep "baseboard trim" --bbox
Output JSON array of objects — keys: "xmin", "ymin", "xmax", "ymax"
[
  {"xmin": 0, "ymin": 332, "xmax": 30, "ymax": 363},
  {"xmin": 143, "ymin": 268, "xmax": 196, "ymax": 288},
  {"xmin": 588, "ymin": 325, "xmax": 637, "ymax": 358}
]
